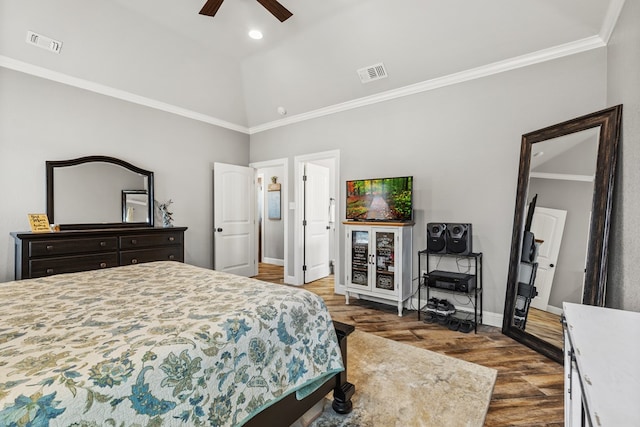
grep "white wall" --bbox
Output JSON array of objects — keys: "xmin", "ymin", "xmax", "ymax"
[
  {"xmin": 250, "ymin": 49, "xmax": 607, "ymax": 316},
  {"xmin": 0, "ymin": 68, "xmax": 249, "ymax": 282},
  {"xmin": 607, "ymin": 0, "xmax": 640, "ymax": 311}
]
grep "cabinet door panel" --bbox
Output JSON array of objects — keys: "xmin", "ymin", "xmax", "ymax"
[
  {"xmin": 374, "ymin": 230, "xmax": 397, "ymax": 293},
  {"xmin": 350, "ymin": 230, "xmax": 370, "ymax": 287}
]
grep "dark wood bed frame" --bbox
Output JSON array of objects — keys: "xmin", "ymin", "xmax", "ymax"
[{"xmin": 245, "ymin": 321, "xmax": 355, "ymax": 427}]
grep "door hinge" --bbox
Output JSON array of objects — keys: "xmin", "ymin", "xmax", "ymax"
[
  {"xmin": 303, "ymin": 220, "xmax": 307, "ymax": 226},
  {"xmin": 302, "ymin": 175, "xmax": 307, "ymax": 181},
  {"xmin": 302, "ymin": 265, "xmax": 307, "ymax": 271}
]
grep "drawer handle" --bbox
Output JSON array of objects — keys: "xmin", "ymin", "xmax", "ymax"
[
  {"xmin": 131, "ymin": 239, "xmax": 138, "ymax": 245},
  {"xmin": 46, "ymin": 268, "xmax": 54, "ymax": 274},
  {"xmin": 100, "ymin": 241, "xmax": 107, "ymax": 247},
  {"xmin": 46, "ymin": 245, "xmax": 54, "ymax": 251},
  {"xmin": 99, "ymin": 262, "xmax": 107, "ymax": 268},
  {"xmin": 168, "ymin": 236, "xmax": 175, "ymax": 242},
  {"xmin": 131, "ymin": 258, "xmax": 138, "ymax": 264},
  {"xmin": 168, "ymin": 254, "xmax": 175, "ymax": 260}
]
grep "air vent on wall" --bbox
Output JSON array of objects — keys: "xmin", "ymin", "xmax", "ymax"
[
  {"xmin": 26, "ymin": 31, "xmax": 63, "ymax": 54},
  {"xmin": 357, "ymin": 62, "xmax": 388, "ymax": 84}
]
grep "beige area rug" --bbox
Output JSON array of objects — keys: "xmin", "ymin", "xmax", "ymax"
[{"xmin": 309, "ymin": 330, "xmax": 497, "ymax": 427}]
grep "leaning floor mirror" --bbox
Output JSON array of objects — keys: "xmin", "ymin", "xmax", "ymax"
[{"xmin": 502, "ymin": 105, "xmax": 622, "ymax": 363}]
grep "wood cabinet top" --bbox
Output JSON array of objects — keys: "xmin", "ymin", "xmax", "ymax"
[
  {"xmin": 11, "ymin": 226, "xmax": 188, "ymax": 240},
  {"xmin": 342, "ymin": 221, "xmax": 414, "ymax": 227}
]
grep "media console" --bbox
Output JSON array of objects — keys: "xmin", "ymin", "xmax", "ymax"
[{"xmin": 344, "ymin": 221, "xmax": 413, "ymax": 316}]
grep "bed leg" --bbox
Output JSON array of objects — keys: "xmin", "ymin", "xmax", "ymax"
[{"xmin": 332, "ymin": 321, "xmax": 355, "ymax": 414}]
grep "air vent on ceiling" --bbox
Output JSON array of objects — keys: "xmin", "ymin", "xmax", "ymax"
[
  {"xmin": 357, "ymin": 62, "xmax": 388, "ymax": 84},
  {"xmin": 26, "ymin": 31, "xmax": 63, "ymax": 54}
]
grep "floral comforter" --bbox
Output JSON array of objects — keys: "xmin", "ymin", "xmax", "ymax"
[{"xmin": 0, "ymin": 261, "xmax": 343, "ymax": 426}]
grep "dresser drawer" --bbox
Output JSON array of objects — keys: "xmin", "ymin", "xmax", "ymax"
[
  {"xmin": 119, "ymin": 232, "xmax": 183, "ymax": 249},
  {"xmin": 29, "ymin": 237, "xmax": 118, "ymax": 257},
  {"xmin": 120, "ymin": 247, "xmax": 184, "ymax": 266},
  {"xmin": 30, "ymin": 253, "xmax": 119, "ymax": 278}
]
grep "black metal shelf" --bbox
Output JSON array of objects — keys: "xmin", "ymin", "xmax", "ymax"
[{"xmin": 417, "ymin": 249, "xmax": 483, "ymax": 334}]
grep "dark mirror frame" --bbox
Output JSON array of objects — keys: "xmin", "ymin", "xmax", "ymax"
[
  {"xmin": 46, "ymin": 155, "xmax": 154, "ymax": 230},
  {"xmin": 502, "ymin": 105, "xmax": 622, "ymax": 363}
]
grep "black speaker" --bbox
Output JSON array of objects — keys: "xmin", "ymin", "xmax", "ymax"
[
  {"xmin": 445, "ymin": 223, "xmax": 473, "ymax": 255},
  {"xmin": 426, "ymin": 223, "xmax": 447, "ymax": 253}
]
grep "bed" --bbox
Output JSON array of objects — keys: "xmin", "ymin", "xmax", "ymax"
[{"xmin": 0, "ymin": 261, "xmax": 354, "ymax": 426}]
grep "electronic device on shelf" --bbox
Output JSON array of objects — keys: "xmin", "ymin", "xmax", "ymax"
[
  {"xmin": 425, "ymin": 270, "xmax": 477, "ymax": 292},
  {"xmin": 345, "ymin": 176, "xmax": 413, "ymax": 222}
]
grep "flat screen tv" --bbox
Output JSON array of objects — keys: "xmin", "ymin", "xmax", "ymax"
[{"xmin": 346, "ymin": 176, "xmax": 413, "ymax": 222}]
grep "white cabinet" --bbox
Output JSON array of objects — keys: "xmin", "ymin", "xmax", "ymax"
[
  {"xmin": 563, "ymin": 302, "xmax": 640, "ymax": 427},
  {"xmin": 344, "ymin": 222, "xmax": 413, "ymax": 316}
]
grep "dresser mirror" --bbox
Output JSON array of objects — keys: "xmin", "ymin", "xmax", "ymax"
[
  {"xmin": 122, "ymin": 190, "xmax": 150, "ymax": 223},
  {"xmin": 46, "ymin": 156, "xmax": 154, "ymax": 229},
  {"xmin": 502, "ymin": 105, "xmax": 622, "ymax": 363}
]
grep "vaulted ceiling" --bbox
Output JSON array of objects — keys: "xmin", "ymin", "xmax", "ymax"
[{"xmin": 0, "ymin": 0, "xmax": 623, "ymax": 133}]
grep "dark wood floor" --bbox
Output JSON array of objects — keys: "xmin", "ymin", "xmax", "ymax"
[{"xmin": 254, "ymin": 264, "xmax": 565, "ymax": 427}]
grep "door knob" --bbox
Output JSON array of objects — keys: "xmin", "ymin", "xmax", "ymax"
[
  {"xmin": 550, "ymin": 263, "xmax": 555, "ymax": 268},
  {"xmin": 216, "ymin": 228, "xmax": 223, "ymax": 232}
]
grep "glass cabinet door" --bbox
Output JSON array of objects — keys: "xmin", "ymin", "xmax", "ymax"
[
  {"xmin": 351, "ymin": 230, "xmax": 370, "ymax": 286},
  {"xmin": 375, "ymin": 231, "xmax": 396, "ymax": 291}
]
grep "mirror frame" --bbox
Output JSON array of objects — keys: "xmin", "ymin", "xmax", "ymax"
[
  {"xmin": 122, "ymin": 190, "xmax": 151, "ymax": 224},
  {"xmin": 502, "ymin": 105, "xmax": 622, "ymax": 363},
  {"xmin": 46, "ymin": 155, "xmax": 155, "ymax": 229}
]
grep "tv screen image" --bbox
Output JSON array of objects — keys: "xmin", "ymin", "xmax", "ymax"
[{"xmin": 346, "ymin": 176, "xmax": 413, "ymax": 221}]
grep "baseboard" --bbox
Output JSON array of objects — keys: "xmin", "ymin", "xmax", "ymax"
[{"xmin": 263, "ymin": 257, "xmax": 284, "ymax": 266}]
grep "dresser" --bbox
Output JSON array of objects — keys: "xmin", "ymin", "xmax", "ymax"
[
  {"xmin": 11, "ymin": 227, "xmax": 187, "ymax": 280},
  {"xmin": 563, "ymin": 302, "xmax": 640, "ymax": 426}
]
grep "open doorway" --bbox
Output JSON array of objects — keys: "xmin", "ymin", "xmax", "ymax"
[
  {"xmin": 251, "ymin": 158, "xmax": 289, "ymax": 282},
  {"xmin": 250, "ymin": 151, "xmax": 340, "ymax": 291},
  {"xmin": 294, "ymin": 150, "xmax": 340, "ymax": 293}
]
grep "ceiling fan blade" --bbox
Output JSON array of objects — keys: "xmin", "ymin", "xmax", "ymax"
[
  {"xmin": 199, "ymin": 0, "xmax": 225, "ymax": 17},
  {"xmin": 255, "ymin": 0, "xmax": 293, "ymax": 22}
]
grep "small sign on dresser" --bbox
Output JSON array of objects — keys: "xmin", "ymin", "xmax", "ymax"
[{"xmin": 27, "ymin": 213, "xmax": 52, "ymax": 233}]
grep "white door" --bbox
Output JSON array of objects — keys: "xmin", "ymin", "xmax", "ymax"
[
  {"xmin": 213, "ymin": 162, "xmax": 256, "ymax": 277},
  {"xmin": 304, "ymin": 163, "xmax": 330, "ymax": 283},
  {"xmin": 529, "ymin": 206, "xmax": 567, "ymax": 310}
]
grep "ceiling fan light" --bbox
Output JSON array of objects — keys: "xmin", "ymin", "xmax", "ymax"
[{"xmin": 248, "ymin": 30, "xmax": 263, "ymax": 40}]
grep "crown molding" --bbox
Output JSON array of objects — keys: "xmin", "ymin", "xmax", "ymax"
[
  {"xmin": 2, "ymin": 34, "xmax": 606, "ymax": 137},
  {"xmin": 249, "ymin": 36, "xmax": 606, "ymax": 134},
  {"xmin": 530, "ymin": 172, "xmax": 595, "ymax": 182},
  {"xmin": 0, "ymin": 55, "xmax": 250, "ymax": 134},
  {"xmin": 600, "ymin": 0, "xmax": 626, "ymax": 43}
]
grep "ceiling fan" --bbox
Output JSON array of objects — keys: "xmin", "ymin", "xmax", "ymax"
[{"xmin": 199, "ymin": 0, "xmax": 293, "ymax": 22}]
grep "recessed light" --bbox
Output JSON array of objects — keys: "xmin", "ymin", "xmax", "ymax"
[{"xmin": 248, "ymin": 30, "xmax": 263, "ymax": 40}]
